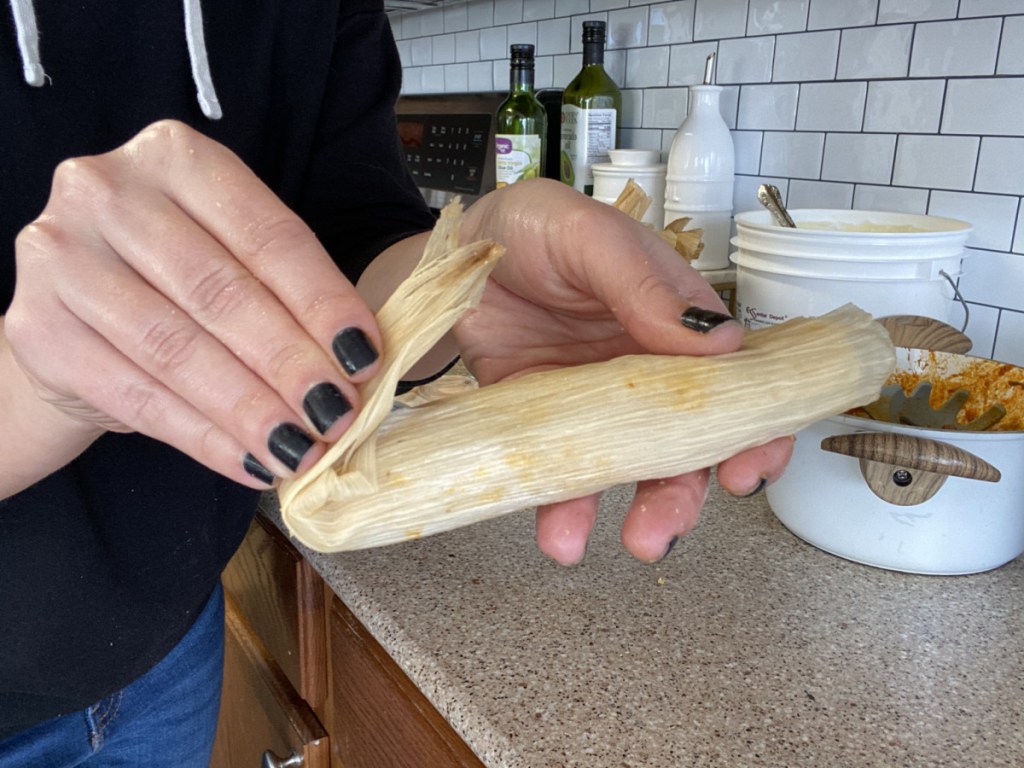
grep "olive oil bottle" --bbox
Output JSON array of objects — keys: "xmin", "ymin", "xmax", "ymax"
[
  {"xmin": 560, "ymin": 20, "xmax": 622, "ymax": 195},
  {"xmin": 495, "ymin": 44, "xmax": 547, "ymax": 188}
]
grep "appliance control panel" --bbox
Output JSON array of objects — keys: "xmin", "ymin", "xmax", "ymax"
[{"xmin": 397, "ymin": 113, "xmax": 491, "ymax": 197}]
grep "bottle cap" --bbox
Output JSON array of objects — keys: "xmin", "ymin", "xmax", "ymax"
[
  {"xmin": 581, "ymin": 20, "xmax": 606, "ymax": 44},
  {"xmin": 510, "ymin": 44, "xmax": 535, "ymax": 62}
]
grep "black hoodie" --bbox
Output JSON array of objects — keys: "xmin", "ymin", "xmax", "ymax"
[{"xmin": 0, "ymin": 0, "xmax": 433, "ymax": 737}]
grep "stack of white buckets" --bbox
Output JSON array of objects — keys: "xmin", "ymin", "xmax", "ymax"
[{"xmin": 731, "ymin": 209, "xmax": 973, "ymax": 331}]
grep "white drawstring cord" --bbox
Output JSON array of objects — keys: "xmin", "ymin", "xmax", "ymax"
[
  {"xmin": 8, "ymin": 0, "xmax": 46, "ymax": 86},
  {"xmin": 182, "ymin": 0, "xmax": 222, "ymax": 120}
]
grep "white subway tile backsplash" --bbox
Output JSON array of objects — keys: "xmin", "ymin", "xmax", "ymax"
[
  {"xmin": 795, "ymin": 81, "xmax": 867, "ymax": 131},
  {"xmin": 732, "ymin": 130, "xmax": 764, "ymax": 175},
  {"xmin": 808, "ymin": 0, "xmax": 878, "ymax": 30},
  {"xmin": 852, "ymin": 184, "xmax": 930, "ymax": 214},
  {"xmin": 942, "ymin": 78, "xmax": 1024, "ymax": 136},
  {"xmin": 998, "ymin": 16, "xmax": 1024, "ymax": 75},
  {"xmin": 468, "ymin": 0, "xmax": 495, "ymax": 29},
  {"xmin": 976, "ymin": 138, "xmax": 1024, "ymax": 195},
  {"xmin": 737, "ymin": 83, "xmax": 800, "ymax": 129},
  {"xmin": 410, "ymin": 37, "xmax": 432, "ymax": 66},
  {"xmin": 642, "ymin": 87, "xmax": 688, "ymax": 128},
  {"xmin": 592, "ymin": 0, "xmax": 630, "ymax": 11},
  {"xmin": 395, "ymin": 39, "xmax": 412, "ymax": 68},
  {"xmin": 552, "ymin": 52, "xmax": 578, "ymax": 85},
  {"xmin": 420, "ymin": 7, "xmax": 445, "ymax": 35},
  {"xmin": 606, "ymin": 49, "xmax": 628, "ymax": 85},
  {"xmin": 837, "ymin": 25, "xmax": 913, "ymax": 79},
  {"xmin": 788, "ymin": 179, "xmax": 855, "ymax": 208},
  {"xmin": 893, "ymin": 135, "xmax": 979, "ymax": 190},
  {"xmin": 523, "ymin": 0, "xmax": 555, "ymax": 21},
  {"xmin": 668, "ymin": 41, "xmax": 719, "ymax": 85},
  {"xmin": 959, "ymin": 251, "xmax": 1024, "ymax": 317},
  {"xmin": 444, "ymin": 2, "xmax": 469, "ymax": 32},
  {"xmin": 421, "ymin": 64, "xmax": 445, "ymax": 91},
  {"xmin": 433, "ymin": 33, "xmax": 456, "ymax": 64},
  {"xmin": 508, "ymin": 22, "xmax": 539, "ymax": 47},
  {"xmin": 480, "ymin": 25, "xmax": 508, "ymax": 59},
  {"xmin": 622, "ymin": 88, "xmax": 643, "ymax": 128},
  {"xmin": 455, "ymin": 30, "xmax": 480, "ymax": 62},
  {"xmin": 720, "ymin": 84, "xmax": 741, "ymax": 127},
  {"xmin": 960, "ymin": 301, "xmax": 998, "ymax": 359},
  {"xmin": 467, "ymin": 60, "xmax": 495, "ymax": 90},
  {"xmin": 930, "ymin": 191, "xmax": 1020, "ymax": 251},
  {"xmin": 609, "ymin": 7, "xmax": 650, "ymax": 48},
  {"xmin": 747, "ymin": 0, "xmax": 808, "ymax": 34},
  {"xmin": 761, "ymin": 131, "xmax": 824, "ymax": 178},
  {"xmin": 959, "ymin": 0, "xmax": 1024, "ymax": 17},
  {"xmin": 537, "ymin": 16, "xmax": 570, "ymax": 55},
  {"xmin": 993, "ymin": 309, "xmax": 1024, "ymax": 366},
  {"xmin": 534, "ymin": 55, "xmax": 554, "ymax": 88},
  {"xmin": 863, "ymin": 79, "xmax": 945, "ymax": 133},
  {"xmin": 909, "ymin": 18, "xmax": 1002, "ymax": 77},
  {"xmin": 822, "ymin": 133, "xmax": 897, "ymax": 184},
  {"xmin": 555, "ymin": 0, "xmax": 588, "ymax": 18},
  {"xmin": 773, "ymin": 30, "xmax": 840, "ymax": 82},
  {"xmin": 648, "ymin": 1, "xmax": 695, "ymax": 46},
  {"xmin": 1016, "ymin": 204, "xmax": 1024, "ymax": 253},
  {"xmin": 877, "ymin": 0, "xmax": 957, "ymax": 23},
  {"xmin": 626, "ymin": 46, "xmax": 672, "ymax": 87},
  {"xmin": 494, "ymin": 0, "xmax": 524, "ymax": 25},
  {"xmin": 717, "ymin": 36, "xmax": 775, "ymax": 83},
  {"xmin": 693, "ymin": 0, "xmax": 748, "ymax": 41},
  {"xmin": 444, "ymin": 63, "xmax": 469, "ymax": 91},
  {"xmin": 621, "ymin": 127, "xmax": 663, "ymax": 152}
]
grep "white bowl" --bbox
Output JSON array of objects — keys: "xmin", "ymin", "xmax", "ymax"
[{"xmin": 607, "ymin": 148, "xmax": 661, "ymax": 166}]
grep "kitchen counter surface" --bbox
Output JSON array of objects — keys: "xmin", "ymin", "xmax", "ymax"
[{"xmin": 266, "ymin": 483, "xmax": 1024, "ymax": 767}]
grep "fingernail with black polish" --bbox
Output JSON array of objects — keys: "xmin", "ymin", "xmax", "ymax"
[
  {"xmin": 268, "ymin": 423, "xmax": 315, "ymax": 472},
  {"xmin": 740, "ymin": 478, "xmax": 768, "ymax": 498},
  {"xmin": 659, "ymin": 536, "xmax": 680, "ymax": 561},
  {"xmin": 303, "ymin": 382, "xmax": 352, "ymax": 435},
  {"xmin": 242, "ymin": 453, "xmax": 276, "ymax": 485},
  {"xmin": 680, "ymin": 306, "xmax": 736, "ymax": 333},
  {"xmin": 332, "ymin": 327, "xmax": 379, "ymax": 375}
]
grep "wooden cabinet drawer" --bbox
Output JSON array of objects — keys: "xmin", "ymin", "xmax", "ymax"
[
  {"xmin": 212, "ymin": 593, "xmax": 330, "ymax": 768},
  {"xmin": 327, "ymin": 593, "xmax": 485, "ymax": 768},
  {"xmin": 222, "ymin": 514, "xmax": 327, "ymax": 708}
]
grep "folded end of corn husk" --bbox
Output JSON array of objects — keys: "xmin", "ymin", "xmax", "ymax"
[{"xmin": 277, "ymin": 201, "xmax": 503, "ymax": 520}]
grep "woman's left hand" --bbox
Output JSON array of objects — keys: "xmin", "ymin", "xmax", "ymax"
[{"xmin": 454, "ymin": 178, "xmax": 794, "ymax": 564}]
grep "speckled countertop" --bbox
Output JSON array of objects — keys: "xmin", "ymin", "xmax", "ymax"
[{"xmin": 266, "ymin": 482, "xmax": 1024, "ymax": 767}]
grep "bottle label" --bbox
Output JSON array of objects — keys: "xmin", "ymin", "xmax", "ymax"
[
  {"xmin": 559, "ymin": 105, "xmax": 617, "ymax": 195},
  {"xmin": 495, "ymin": 134, "xmax": 543, "ymax": 187}
]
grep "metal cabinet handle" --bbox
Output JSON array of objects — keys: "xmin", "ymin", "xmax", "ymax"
[
  {"xmin": 261, "ymin": 750, "xmax": 303, "ymax": 768},
  {"xmin": 821, "ymin": 431, "xmax": 1000, "ymax": 506}
]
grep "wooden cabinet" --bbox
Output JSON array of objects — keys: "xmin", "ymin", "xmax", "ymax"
[{"xmin": 213, "ymin": 515, "xmax": 485, "ymax": 768}]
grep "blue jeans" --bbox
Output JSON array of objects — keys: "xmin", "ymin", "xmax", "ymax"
[{"xmin": 0, "ymin": 583, "xmax": 224, "ymax": 768}]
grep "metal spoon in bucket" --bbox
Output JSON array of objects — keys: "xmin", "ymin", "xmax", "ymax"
[{"xmin": 757, "ymin": 184, "xmax": 796, "ymax": 228}]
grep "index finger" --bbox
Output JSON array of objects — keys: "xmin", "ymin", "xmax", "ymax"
[{"xmin": 122, "ymin": 120, "xmax": 382, "ymax": 379}]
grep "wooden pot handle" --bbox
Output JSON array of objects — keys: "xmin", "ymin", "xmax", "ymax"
[{"xmin": 821, "ymin": 432, "xmax": 1001, "ymax": 506}]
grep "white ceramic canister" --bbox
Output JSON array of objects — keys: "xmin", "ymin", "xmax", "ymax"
[
  {"xmin": 663, "ymin": 84, "xmax": 735, "ymax": 271},
  {"xmin": 731, "ymin": 209, "xmax": 972, "ymax": 330},
  {"xmin": 592, "ymin": 149, "xmax": 666, "ymax": 227}
]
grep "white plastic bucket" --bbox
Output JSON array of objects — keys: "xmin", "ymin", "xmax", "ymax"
[{"xmin": 731, "ymin": 209, "xmax": 972, "ymax": 330}]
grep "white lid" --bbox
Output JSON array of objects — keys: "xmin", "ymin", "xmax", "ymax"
[{"xmin": 607, "ymin": 149, "xmax": 661, "ymax": 166}]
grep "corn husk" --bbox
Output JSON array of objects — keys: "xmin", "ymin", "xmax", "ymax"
[{"xmin": 278, "ymin": 203, "xmax": 895, "ymax": 552}]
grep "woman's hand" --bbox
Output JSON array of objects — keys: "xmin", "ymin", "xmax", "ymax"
[
  {"xmin": 2, "ymin": 120, "xmax": 382, "ymax": 496},
  {"xmin": 456, "ymin": 179, "xmax": 794, "ymax": 564}
]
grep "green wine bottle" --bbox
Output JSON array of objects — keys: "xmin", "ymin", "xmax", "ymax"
[
  {"xmin": 560, "ymin": 20, "xmax": 622, "ymax": 196},
  {"xmin": 495, "ymin": 44, "xmax": 547, "ymax": 188}
]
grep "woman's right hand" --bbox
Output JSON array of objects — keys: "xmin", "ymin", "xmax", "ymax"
[{"xmin": 2, "ymin": 120, "xmax": 382, "ymax": 496}]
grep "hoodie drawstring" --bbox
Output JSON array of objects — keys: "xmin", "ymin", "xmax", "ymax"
[
  {"xmin": 182, "ymin": 0, "xmax": 222, "ymax": 120},
  {"xmin": 8, "ymin": 0, "xmax": 223, "ymax": 120},
  {"xmin": 8, "ymin": 0, "xmax": 44, "ymax": 86}
]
